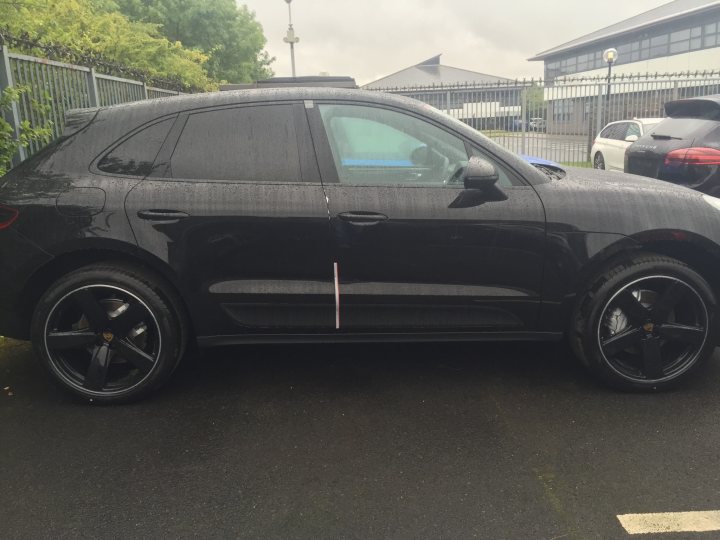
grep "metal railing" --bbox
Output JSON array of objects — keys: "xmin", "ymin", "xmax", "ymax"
[
  {"xmin": 367, "ymin": 72, "xmax": 720, "ymax": 166},
  {"xmin": 0, "ymin": 45, "xmax": 183, "ymax": 161}
]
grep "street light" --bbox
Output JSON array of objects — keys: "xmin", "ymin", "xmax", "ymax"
[
  {"xmin": 603, "ymin": 48, "xmax": 618, "ymax": 123},
  {"xmin": 283, "ymin": 0, "xmax": 300, "ymax": 77}
]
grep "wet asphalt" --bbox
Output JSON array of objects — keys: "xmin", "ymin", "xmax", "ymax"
[{"xmin": 2, "ymin": 336, "xmax": 720, "ymax": 539}]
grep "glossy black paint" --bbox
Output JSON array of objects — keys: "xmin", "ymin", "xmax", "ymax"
[
  {"xmin": 2, "ymin": 88, "xmax": 720, "ymax": 345},
  {"xmin": 625, "ymin": 95, "xmax": 720, "ymax": 194}
]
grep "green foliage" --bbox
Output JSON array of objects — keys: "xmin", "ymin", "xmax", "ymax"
[
  {"xmin": 113, "ymin": 0, "xmax": 274, "ymax": 83},
  {"xmin": 0, "ymin": 86, "xmax": 53, "ymax": 176},
  {"xmin": 0, "ymin": 0, "xmax": 215, "ymax": 91}
]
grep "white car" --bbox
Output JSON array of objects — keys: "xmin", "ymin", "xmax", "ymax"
[{"xmin": 591, "ymin": 118, "xmax": 664, "ymax": 171}]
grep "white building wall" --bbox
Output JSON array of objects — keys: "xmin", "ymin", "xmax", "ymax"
[{"xmin": 569, "ymin": 47, "xmax": 720, "ymax": 79}]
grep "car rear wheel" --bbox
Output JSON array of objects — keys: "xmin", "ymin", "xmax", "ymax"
[
  {"xmin": 571, "ymin": 254, "xmax": 716, "ymax": 391},
  {"xmin": 593, "ymin": 152, "xmax": 605, "ymax": 169},
  {"xmin": 31, "ymin": 264, "xmax": 186, "ymax": 403}
]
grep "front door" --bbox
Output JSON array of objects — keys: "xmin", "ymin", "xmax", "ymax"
[{"xmin": 308, "ymin": 102, "xmax": 546, "ymax": 333}]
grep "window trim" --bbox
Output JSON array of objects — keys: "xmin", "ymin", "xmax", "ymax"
[
  {"xmin": 307, "ymin": 100, "xmax": 528, "ymax": 188},
  {"xmin": 90, "ymin": 113, "xmax": 178, "ymax": 178},
  {"xmin": 150, "ymin": 101, "xmax": 321, "ymax": 185}
]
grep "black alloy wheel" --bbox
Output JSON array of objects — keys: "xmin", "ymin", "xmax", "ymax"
[
  {"xmin": 597, "ymin": 276, "xmax": 708, "ymax": 383},
  {"xmin": 593, "ymin": 152, "xmax": 605, "ymax": 169},
  {"xmin": 572, "ymin": 254, "xmax": 716, "ymax": 391},
  {"xmin": 32, "ymin": 264, "xmax": 185, "ymax": 403}
]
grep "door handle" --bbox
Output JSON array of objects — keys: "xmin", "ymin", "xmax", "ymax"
[
  {"xmin": 137, "ymin": 209, "xmax": 190, "ymax": 220},
  {"xmin": 337, "ymin": 211, "xmax": 388, "ymax": 224}
]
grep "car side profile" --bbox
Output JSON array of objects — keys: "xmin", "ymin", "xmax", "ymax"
[
  {"xmin": 2, "ymin": 88, "xmax": 720, "ymax": 402},
  {"xmin": 592, "ymin": 118, "xmax": 663, "ymax": 170}
]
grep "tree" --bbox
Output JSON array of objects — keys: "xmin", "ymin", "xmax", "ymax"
[
  {"xmin": 0, "ymin": 87, "xmax": 53, "ymax": 176},
  {"xmin": 113, "ymin": 0, "xmax": 274, "ymax": 83},
  {"xmin": 0, "ymin": 0, "xmax": 214, "ymax": 91}
]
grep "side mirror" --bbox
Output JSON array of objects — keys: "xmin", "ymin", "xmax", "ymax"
[
  {"xmin": 625, "ymin": 134, "xmax": 639, "ymax": 142},
  {"xmin": 464, "ymin": 157, "xmax": 499, "ymax": 190}
]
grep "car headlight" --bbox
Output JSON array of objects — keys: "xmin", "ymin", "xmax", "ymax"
[{"xmin": 703, "ymin": 194, "xmax": 720, "ymax": 212}]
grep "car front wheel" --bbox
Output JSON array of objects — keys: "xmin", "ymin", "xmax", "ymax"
[
  {"xmin": 572, "ymin": 254, "xmax": 716, "ymax": 391},
  {"xmin": 31, "ymin": 263, "xmax": 186, "ymax": 403},
  {"xmin": 593, "ymin": 152, "xmax": 605, "ymax": 169}
]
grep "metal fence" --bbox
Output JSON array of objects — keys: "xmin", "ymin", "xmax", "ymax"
[
  {"xmin": 368, "ymin": 72, "xmax": 720, "ymax": 166},
  {"xmin": 0, "ymin": 45, "xmax": 182, "ymax": 161}
]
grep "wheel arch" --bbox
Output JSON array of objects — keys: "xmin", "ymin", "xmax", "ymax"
[
  {"xmin": 563, "ymin": 229, "xmax": 720, "ymax": 323},
  {"xmin": 16, "ymin": 243, "xmax": 192, "ymax": 341}
]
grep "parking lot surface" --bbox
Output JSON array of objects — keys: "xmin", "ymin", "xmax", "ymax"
[{"xmin": 3, "ymin": 337, "xmax": 720, "ymax": 539}]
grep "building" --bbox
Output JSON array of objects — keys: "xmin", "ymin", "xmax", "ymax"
[
  {"xmin": 364, "ymin": 55, "xmax": 523, "ymax": 130},
  {"xmin": 528, "ymin": 0, "xmax": 720, "ymax": 135},
  {"xmin": 530, "ymin": 0, "xmax": 720, "ymax": 81}
]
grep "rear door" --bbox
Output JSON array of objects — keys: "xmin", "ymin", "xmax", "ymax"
[
  {"xmin": 308, "ymin": 101, "xmax": 546, "ymax": 333},
  {"xmin": 125, "ymin": 102, "xmax": 334, "ymax": 338}
]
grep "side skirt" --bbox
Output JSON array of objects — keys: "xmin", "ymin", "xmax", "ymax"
[{"xmin": 197, "ymin": 331, "xmax": 564, "ymax": 347}]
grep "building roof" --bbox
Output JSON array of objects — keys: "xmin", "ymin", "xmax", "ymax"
[
  {"xmin": 362, "ymin": 55, "xmax": 511, "ymax": 89},
  {"xmin": 529, "ymin": 0, "xmax": 720, "ymax": 61}
]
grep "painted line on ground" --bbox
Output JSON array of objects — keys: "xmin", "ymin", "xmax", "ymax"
[{"xmin": 617, "ymin": 511, "xmax": 720, "ymax": 535}]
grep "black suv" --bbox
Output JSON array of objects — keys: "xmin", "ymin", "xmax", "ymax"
[
  {"xmin": 625, "ymin": 95, "xmax": 720, "ymax": 194},
  {"xmin": 3, "ymin": 88, "xmax": 720, "ymax": 402}
]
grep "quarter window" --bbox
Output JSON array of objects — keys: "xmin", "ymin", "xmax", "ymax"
[
  {"xmin": 170, "ymin": 105, "xmax": 302, "ymax": 182},
  {"xmin": 97, "ymin": 117, "xmax": 174, "ymax": 176}
]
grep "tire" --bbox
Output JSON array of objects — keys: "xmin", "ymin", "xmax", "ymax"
[
  {"xmin": 31, "ymin": 263, "xmax": 186, "ymax": 403},
  {"xmin": 593, "ymin": 152, "xmax": 605, "ymax": 170},
  {"xmin": 571, "ymin": 253, "xmax": 716, "ymax": 391}
]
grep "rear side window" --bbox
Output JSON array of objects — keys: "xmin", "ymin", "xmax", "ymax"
[
  {"xmin": 170, "ymin": 104, "xmax": 302, "ymax": 182},
  {"xmin": 97, "ymin": 118, "xmax": 174, "ymax": 176}
]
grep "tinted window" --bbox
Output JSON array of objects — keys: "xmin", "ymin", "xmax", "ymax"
[
  {"xmin": 318, "ymin": 104, "xmax": 470, "ymax": 186},
  {"xmin": 97, "ymin": 117, "xmax": 173, "ymax": 176},
  {"xmin": 612, "ymin": 123, "xmax": 630, "ymax": 140},
  {"xmin": 170, "ymin": 105, "xmax": 302, "ymax": 182}
]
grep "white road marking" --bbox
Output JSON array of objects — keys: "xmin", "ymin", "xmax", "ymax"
[{"xmin": 618, "ymin": 511, "xmax": 720, "ymax": 534}]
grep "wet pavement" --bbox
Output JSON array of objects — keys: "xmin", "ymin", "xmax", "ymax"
[{"xmin": 2, "ymin": 336, "xmax": 720, "ymax": 539}]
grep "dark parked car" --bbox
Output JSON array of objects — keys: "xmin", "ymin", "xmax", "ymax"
[
  {"xmin": 625, "ymin": 95, "xmax": 720, "ymax": 194},
  {"xmin": 2, "ymin": 88, "xmax": 720, "ymax": 402}
]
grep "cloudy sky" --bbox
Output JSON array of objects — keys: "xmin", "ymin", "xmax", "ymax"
[{"xmin": 240, "ymin": 0, "xmax": 671, "ymax": 85}]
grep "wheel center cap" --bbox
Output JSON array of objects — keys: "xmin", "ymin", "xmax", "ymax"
[
  {"xmin": 643, "ymin": 322, "xmax": 655, "ymax": 333},
  {"xmin": 102, "ymin": 330, "xmax": 114, "ymax": 343}
]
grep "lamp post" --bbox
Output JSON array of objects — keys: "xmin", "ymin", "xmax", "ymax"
[
  {"xmin": 602, "ymin": 48, "xmax": 618, "ymax": 124},
  {"xmin": 283, "ymin": 0, "xmax": 299, "ymax": 77}
]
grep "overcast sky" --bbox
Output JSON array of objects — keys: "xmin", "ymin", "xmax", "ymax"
[{"xmin": 240, "ymin": 0, "xmax": 671, "ymax": 85}]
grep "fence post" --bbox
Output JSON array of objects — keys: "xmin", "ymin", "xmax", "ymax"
[
  {"xmin": 0, "ymin": 45, "xmax": 27, "ymax": 165},
  {"xmin": 446, "ymin": 90, "xmax": 451, "ymax": 115},
  {"xmin": 87, "ymin": 68, "xmax": 99, "ymax": 107},
  {"xmin": 141, "ymin": 82, "xmax": 148, "ymax": 100},
  {"xmin": 672, "ymin": 80, "xmax": 679, "ymax": 101}
]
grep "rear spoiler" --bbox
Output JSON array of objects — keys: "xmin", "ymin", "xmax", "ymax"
[
  {"xmin": 63, "ymin": 108, "xmax": 100, "ymax": 137},
  {"xmin": 665, "ymin": 98, "xmax": 720, "ymax": 120}
]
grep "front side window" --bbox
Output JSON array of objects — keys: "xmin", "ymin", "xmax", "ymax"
[
  {"xmin": 318, "ymin": 104, "xmax": 470, "ymax": 186},
  {"xmin": 627, "ymin": 123, "xmax": 642, "ymax": 139},
  {"xmin": 170, "ymin": 104, "xmax": 302, "ymax": 182}
]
